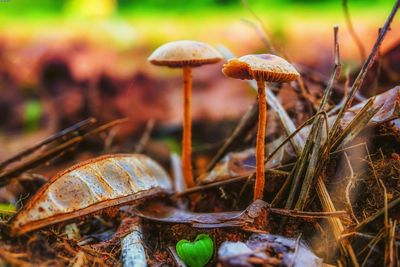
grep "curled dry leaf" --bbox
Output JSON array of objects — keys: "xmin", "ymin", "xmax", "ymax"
[
  {"xmin": 133, "ymin": 199, "xmax": 269, "ymax": 228},
  {"xmin": 10, "ymin": 154, "xmax": 172, "ymax": 236},
  {"xmin": 341, "ymin": 85, "xmax": 400, "ymax": 124},
  {"xmin": 198, "ymin": 148, "xmax": 256, "ymax": 185}
]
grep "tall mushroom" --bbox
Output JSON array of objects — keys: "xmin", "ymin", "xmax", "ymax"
[
  {"xmin": 222, "ymin": 54, "xmax": 299, "ymax": 200},
  {"xmin": 149, "ymin": 40, "xmax": 222, "ymax": 188}
]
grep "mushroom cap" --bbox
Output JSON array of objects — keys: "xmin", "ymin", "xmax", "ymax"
[
  {"xmin": 148, "ymin": 40, "xmax": 223, "ymax": 68},
  {"xmin": 222, "ymin": 54, "xmax": 299, "ymax": 82}
]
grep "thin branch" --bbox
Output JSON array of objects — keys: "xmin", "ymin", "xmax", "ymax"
[
  {"xmin": 269, "ymin": 207, "xmax": 346, "ymax": 219},
  {"xmin": 342, "ymin": 0, "xmax": 367, "ymax": 62},
  {"xmin": 241, "ymin": 0, "xmax": 277, "ymax": 54},
  {"xmin": 344, "ymin": 152, "xmax": 360, "ymax": 224},
  {"xmin": 205, "ymin": 102, "xmax": 258, "ymax": 172},
  {"xmin": 0, "ymin": 118, "xmax": 96, "ymax": 170},
  {"xmin": 0, "ymin": 118, "xmax": 128, "ymax": 186}
]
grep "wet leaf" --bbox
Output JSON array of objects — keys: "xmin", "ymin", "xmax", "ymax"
[
  {"xmin": 134, "ymin": 200, "xmax": 269, "ymax": 228},
  {"xmin": 218, "ymin": 233, "xmax": 323, "ymax": 267},
  {"xmin": 10, "ymin": 154, "xmax": 172, "ymax": 236}
]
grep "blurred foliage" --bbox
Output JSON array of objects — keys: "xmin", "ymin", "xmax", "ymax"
[
  {"xmin": 23, "ymin": 100, "xmax": 42, "ymax": 133},
  {"xmin": 0, "ymin": 0, "xmax": 394, "ymax": 17}
]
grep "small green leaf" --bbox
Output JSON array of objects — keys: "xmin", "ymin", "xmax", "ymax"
[{"xmin": 176, "ymin": 234, "xmax": 213, "ymax": 267}]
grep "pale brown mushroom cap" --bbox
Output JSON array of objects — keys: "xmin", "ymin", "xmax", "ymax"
[
  {"xmin": 148, "ymin": 40, "xmax": 223, "ymax": 68},
  {"xmin": 222, "ymin": 54, "xmax": 299, "ymax": 82}
]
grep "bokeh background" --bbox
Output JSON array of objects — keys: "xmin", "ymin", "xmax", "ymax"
[{"xmin": 0, "ymin": 0, "xmax": 398, "ymax": 158}]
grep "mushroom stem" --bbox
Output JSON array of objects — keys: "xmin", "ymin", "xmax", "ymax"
[
  {"xmin": 182, "ymin": 66, "xmax": 194, "ymax": 187},
  {"xmin": 254, "ymin": 79, "xmax": 267, "ymax": 200}
]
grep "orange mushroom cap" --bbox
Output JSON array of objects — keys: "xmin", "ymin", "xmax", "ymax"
[
  {"xmin": 148, "ymin": 40, "xmax": 223, "ymax": 68},
  {"xmin": 222, "ymin": 54, "xmax": 299, "ymax": 82}
]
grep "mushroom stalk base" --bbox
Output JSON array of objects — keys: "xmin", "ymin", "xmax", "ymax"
[
  {"xmin": 254, "ymin": 79, "xmax": 266, "ymax": 200},
  {"xmin": 182, "ymin": 66, "xmax": 194, "ymax": 187}
]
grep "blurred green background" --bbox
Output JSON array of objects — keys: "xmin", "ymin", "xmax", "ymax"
[
  {"xmin": 0, "ymin": 0, "xmax": 398, "ymax": 143},
  {"xmin": 0, "ymin": 0, "xmax": 394, "ymax": 17}
]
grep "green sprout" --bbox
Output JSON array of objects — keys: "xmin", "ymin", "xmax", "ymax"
[{"xmin": 176, "ymin": 234, "xmax": 213, "ymax": 267}]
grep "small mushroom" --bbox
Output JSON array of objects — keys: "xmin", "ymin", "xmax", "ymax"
[
  {"xmin": 222, "ymin": 54, "xmax": 299, "ymax": 200},
  {"xmin": 149, "ymin": 40, "xmax": 223, "ymax": 187}
]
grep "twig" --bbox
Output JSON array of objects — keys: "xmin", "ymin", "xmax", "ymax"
[
  {"xmin": 265, "ymin": 113, "xmax": 318, "ymax": 163},
  {"xmin": 354, "ymin": 197, "xmax": 400, "ymax": 232},
  {"xmin": 299, "ymin": 66, "xmax": 366, "ymax": 102},
  {"xmin": 206, "ymin": 102, "xmax": 258, "ymax": 172},
  {"xmin": 316, "ymin": 175, "xmax": 360, "ymax": 267},
  {"xmin": 174, "ymin": 169, "xmax": 288, "ymax": 198},
  {"xmin": 134, "ymin": 119, "xmax": 155, "ymax": 153},
  {"xmin": 241, "ymin": 2, "xmax": 318, "ymax": 109},
  {"xmin": 269, "ymin": 207, "xmax": 346, "ymax": 219},
  {"xmin": 342, "ymin": 0, "xmax": 367, "ymax": 62},
  {"xmin": 121, "ymin": 225, "xmax": 147, "ymax": 267},
  {"xmin": 331, "ymin": 99, "xmax": 381, "ymax": 151},
  {"xmin": 0, "ymin": 118, "xmax": 128, "ymax": 186},
  {"xmin": 378, "ymin": 179, "xmax": 389, "ymax": 228},
  {"xmin": 384, "ymin": 219, "xmax": 398, "ymax": 267},
  {"xmin": 344, "ymin": 152, "xmax": 360, "ymax": 224},
  {"xmin": 328, "ymin": 68, "xmax": 351, "ymax": 116},
  {"xmin": 241, "ymin": 0, "xmax": 277, "ymax": 54},
  {"xmin": 167, "ymin": 246, "xmax": 186, "ymax": 267},
  {"xmin": 329, "ymin": 0, "xmax": 400, "ymax": 140},
  {"xmin": 360, "ymin": 229, "xmax": 385, "ymax": 267},
  {"xmin": 0, "ymin": 118, "xmax": 96, "ymax": 170}
]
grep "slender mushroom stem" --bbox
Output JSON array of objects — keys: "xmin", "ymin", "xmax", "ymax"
[
  {"xmin": 254, "ymin": 79, "xmax": 267, "ymax": 200},
  {"xmin": 182, "ymin": 66, "xmax": 194, "ymax": 187}
]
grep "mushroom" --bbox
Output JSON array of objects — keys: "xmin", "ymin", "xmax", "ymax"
[
  {"xmin": 222, "ymin": 54, "xmax": 299, "ymax": 200},
  {"xmin": 149, "ymin": 40, "xmax": 222, "ymax": 187}
]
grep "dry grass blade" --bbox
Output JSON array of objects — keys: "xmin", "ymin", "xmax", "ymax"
[
  {"xmin": 384, "ymin": 219, "xmax": 398, "ymax": 267},
  {"xmin": 265, "ymin": 112, "xmax": 321, "ymax": 164},
  {"xmin": 269, "ymin": 207, "xmax": 346, "ymax": 219},
  {"xmin": 331, "ymin": 99, "xmax": 381, "ymax": 151},
  {"xmin": 293, "ymin": 113, "xmax": 325, "ymax": 210},
  {"xmin": 264, "ymin": 86, "xmax": 305, "ymax": 153},
  {"xmin": 177, "ymin": 169, "xmax": 288, "ymax": 198},
  {"xmin": 283, "ymin": 26, "xmax": 341, "ymax": 211},
  {"xmin": 344, "ymin": 152, "xmax": 359, "ymax": 224},
  {"xmin": 316, "ymin": 176, "xmax": 359, "ymax": 266},
  {"xmin": 353, "ymin": 197, "xmax": 400, "ymax": 232},
  {"xmin": 0, "ymin": 118, "xmax": 96, "ymax": 171},
  {"xmin": 329, "ymin": 0, "xmax": 400, "ymax": 140},
  {"xmin": 134, "ymin": 119, "xmax": 155, "ymax": 153},
  {"xmin": 206, "ymin": 102, "xmax": 258, "ymax": 172},
  {"xmin": 359, "ymin": 229, "xmax": 385, "ymax": 266},
  {"xmin": 0, "ymin": 118, "xmax": 129, "ymax": 187}
]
